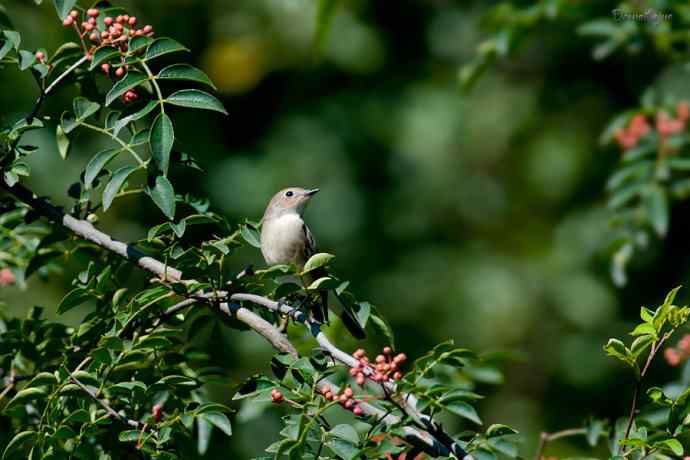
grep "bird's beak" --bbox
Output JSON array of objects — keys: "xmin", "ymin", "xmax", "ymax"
[{"xmin": 305, "ymin": 188, "xmax": 320, "ymax": 196}]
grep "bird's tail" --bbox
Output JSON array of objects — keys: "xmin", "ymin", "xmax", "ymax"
[{"xmin": 333, "ymin": 291, "xmax": 366, "ymax": 340}]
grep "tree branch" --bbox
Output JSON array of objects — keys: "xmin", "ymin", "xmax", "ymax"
[{"xmin": 0, "ymin": 178, "xmax": 468, "ymax": 459}]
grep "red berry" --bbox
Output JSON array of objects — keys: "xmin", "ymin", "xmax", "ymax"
[
  {"xmin": 87, "ymin": 8, "xmax": 99, "ymax": 17},
  {"xmin": 353, "ymin": 348, "xmax": 365, "ymax": 359},
  {"xmin": 129, "ymin": 16, "xmax": 137, "ymax": 26},
  {"xmin": 344, "ymin": 387, "xmax": 353, "ymax": 398},
  {"xmin": 115, "ymin": 67, "xmax": 125, "ymax": 77},
  {"xmin": 35, "ymin": 51, "xmax": 45, "ymax": 61},
  {"xmin": 69, "ymin": 10, "xmax": 78, "ymax": 18},
  {"xmin": 63, "ymin": 16, "xmax": 74, "ymax": 26},
  {"xmin": 393, "ymin": 372, "xmax": 402, "ymax": 380},
  {"xmin": 104, "ymin": 16, "xmax": 113, "ymax": 26},
  {"xmin": 100, "ymin": 63, "xmax": 110, "ymax": 74},
  {"xmin": 88, "ymin": 17, "xmax": 97, "ymax": 25},
  {"xmin": 353, "ymin": 405, "xmax": 363, "ymax": 416},
  {"xmin": 83, "ymin": 22, "xmax": 94, "ymax": 31},
  {"xmin": 383, "ymin": 346, "xmax": 393, "ymax": 355},
  {"xmin": 0, "ymin": 268, "xmax": 16, "ymax": 286},
  {"xmin": 123, "ymin": 14, "xmax": 130, "ymax": 22},
  {"xmin": 152, "ymin": 404, "xmax": 162, "ymax": 422},
  {"xmin": 143, "ymin": 24, "xmax": 153, "ymax": 34},
  {"xmin": 344, "ymin": 399, "xmax": 354, "ymax": 409},
  {"xmin": 356, "ymin": 374, "xmax": 365, "ymax": 386},
  {"xmin": 116, "ymin": 15, "xmax": 124, "ymax": 23},
  {"xmin": 394, "ymin": 353, "xmax": 407, "ymax": 364},
  {"xmin": 89, "ymin": 32, "xmax": 98, "ymax": 41},
  {"xmin": 324, "ymin": 391, "xmax": 333, "ymax": 401},
  {"xmin": 349, "ymin": 368, "xmax": 359, "ymax": 376},
  {"xmin": 101, "ymin": 31, "xmax": 110, "ymax": 39},
  {"xmin": 375, "ymin": 355, "xmax": 385, "ymax": 363}
]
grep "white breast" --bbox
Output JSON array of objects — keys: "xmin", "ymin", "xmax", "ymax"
[{"xmin": 261, "ymin": 214, "xmax": 306, "ymax": 265}]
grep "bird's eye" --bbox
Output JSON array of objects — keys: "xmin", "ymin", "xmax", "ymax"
[{"xmin": 285, "ymin": 191, "xmax": 294, "ymax": 197}]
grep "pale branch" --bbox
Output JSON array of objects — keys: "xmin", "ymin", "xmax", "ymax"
[
  {"xmin": 534, "ymin": 428, "xmax": 586, "ymax": 460},
  {"xmin": 0, "ymin": 178, "xmax": 468, "ymax": 459},
  {"xmin": 70, "ymin": 376, "xmax": 154, "ymax": 433}
]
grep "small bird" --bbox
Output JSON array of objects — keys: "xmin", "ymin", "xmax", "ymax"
[{"xmin": 260, "ymin": 187, "xmax": 366, "ymax": 339}]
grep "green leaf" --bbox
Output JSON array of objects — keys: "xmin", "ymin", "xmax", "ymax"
[
  {"xmin": 56, "ymin": 124, "xmax": 69, "ymax": 160},
  {"xmin": 6, "ymin": 387, "xmax": 47, "ymax": 410},
  {"xmin": 145, "ymin": 37, "xmax": 188, "ymax": 61},
  {"xmin": 73, "ymin": 97, "xmax": 100, "ymax": 121},
  {"xmin": 56, "ymin": 287, "xmax": 90, "ymax": 314},
  {"xmin": 2, "ymin": 431, "xmax": 35, "ymax": 459},
  {"xmin": 200, "ymin": 412, "xmax": 232, "ymax": 436},
  {"xmin": 129, "ymin": 36, "xmax": 153, "ymax": 53},
  {"xmin": 26, "ymin": 372, "xmax": 58, "ymax": 388},
  {"xmin": 3, "ymin": 31, "xmax": 20, "ymax": 50},
  {"xmin": 314, "ymin": 0, "xmax": 339, "ymax": 54},
  {"xmin": 0, "ymin": 40, "xmax": 12, "ymax": 61},
  {"xmin": 53, "ymin": 0, "xmax": 76, "ymax": 19},
  {"xmin": 103, "ymin": 165, "xmax": 138, "ymax": 211},
  {"xmin": 643, "ymin": 184, "xmax": 669, "ymax": 237},
  {"xmin": 149, "ymin": 112, "xmax": 174, "ymax": 174},
  {"xmin": 118, "ymin": 430, "xmax": 140, "ymax": 442},
  {"xmin": 486, "ymin": 424, "xmax": 518, "ymax": 437},
  {"xmin": 328, "ymin": 425, "xmax": 359, "ymax": 444},
  {"xmin": 146, "ymin": 175, "xmax": 176, "ymax": 219},
  {"xmin": 240, "ymin": 223, "xmax": 261, "ymax": 248},
  {"xmin": 89, "ymin": 47, "xmax": 119, "ymax": 70},
  {"xmin": 443, "ymin": 400, "xmax": 482, "ymax": 424},
  {"xmin": 193, "ymin": 403, "xmax": 233, "ymax": 416},
  {"xmin": 630, "ymin": 323, "xmax": 656, "ymax": 337},
  {"xmin": 114, "ymin": 100, "xmax": 158, "ymax": 135},
  {"xmin": 105, "ymin": 72, "xmax": 148, "ymax": 106},
  {"xmin": 197, "ymin": 417, "xmax": 212, "ymax": 455},
  {"xmin": 17, "ymin": 50, "xmax": 34, "ymax": 70},
  {"xmin": 302, "ymin": 252, "xmax": 335, "ymax": 274},
  {"xmin": 307, "ymin": 276, "xmax": 339, "ymax": 290},
  {"xmin": 166, "ymin": 89, "xmax": 227, "ymax": 115},
  {"xmin": 654, "ymin": 438, "xmax": 683, "ymax": 456},
  {"xmin": 84, "ymin": 148, "xmax": 121, "ymax": 189},
  {"xmin": 157, "ymin": 64, "xmax": 216, "ymax": 89}
]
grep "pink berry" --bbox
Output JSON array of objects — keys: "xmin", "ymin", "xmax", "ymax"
[
  {"xmin": 344, "ymin": 387, "xmax": 353, "ymax": 398},
  {"xmin": 349, "ymin": 368, "xmax": 359, "ymax": 376},
  {"xmin": 69, "ymin": 10, "xmax": 78, "ymax": 18},
  {"xmin": 344, "ymin": 399, "xmax": 353, "ymax": 409},
  {"xmin": 128, "ymin": 16, "xmax": 137, "ymax": 26},
  {"xmin": 393, "ymin": 372, "xmax": 402, "ymax": 380},
  {"xmin": 356, "ymin": 374, "xmax": 365, "ymax": 386},
  {"xmin": 116, "ymin": 15, "xmax": 124, "ymax": 23},
  {"xmin": 100, "ymin": 63, "xmax": 110, "ymax": 74},
  {"xmin": 89, "ymin": 32, "xmax": 98, "ymax": 41},
  {"xmin": 104, "ymin": 16, "xmax": 113, "ymax": 26},
  {"xmin": 324, "ymin": 391, "xmax": 333, "ymax": 401},
  {"xmin": 353, "ymin": 349, "xmax": 365, "ymax": 359},
  {"xmin": 143, "ymin": 24, "xmax": 153, "ymax": 34},
  {"xmin": 87, "ymin": 8, "xmax": 99, "ymax": 17},
  {"xmin": 115, "ymin": 67, "xmax": 125, "ymax": 77},
  {"xmin": 152, "ymin": 404, "xmax": 162, "ymax": 422},
  {"xmin": 63, "ymin": 16, "xmax": 74, "ymax": 26},
  {"xmin": 353, "ymin": 406, "xmax": 363, "ymax": 416},
  {"xmin": 88, "ymin": 17, "xmax": 96, "ymax": 25},
  {"xmin": 383, "ymin": 347, "xmax": 392, "ymax": 355},
  {"xmin": 35, "ymin": 51, "xmax": 45, "ymax": 61}
]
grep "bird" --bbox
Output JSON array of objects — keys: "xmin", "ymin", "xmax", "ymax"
[{"xmin": 260, "ymin": 187, "xmax": 366, "ymax": 339}]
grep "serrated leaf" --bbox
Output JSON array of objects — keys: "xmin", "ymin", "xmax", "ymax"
[
  {"xmin": 145, "ymin": 175, "xmax": 176, "ymax": 219},
  {"xmin": 105, "ymin": 72, "xmax": 148, "ymax": 106},
  {"xmin": 84, "ymin": 148, "xmax": 120, "ymax": 189},
  {"xmin": 113, "ymin": 100, "xmax": 158, "ymax": 135},
  {"xmin": 73, "ymin": 97, "xmax": 100, "ymax": 121},
  {"xmin": 103, "ymin": 165, "xmax": 138, "ymax": 211},
  {"xmin": 157, "ymin": 64, "xmax": 216, "ymax": 89},
  {"xmin": 302, "ymin": 253, "xmax": 335, "ymax": 274},
  {"xmin": 149, "ymin": 112, "xmax": 174, "ymax": 174},
  {"xmin": 89, "ymin": 47, "xmax": 119, "ymax": 70},
  {"xmin": 166, "ymin": 89, "xmax": 227, "ymax": 115},
  {"xmin": 145, "ymin": 37, "xmax": 188, "ymax": 61}
]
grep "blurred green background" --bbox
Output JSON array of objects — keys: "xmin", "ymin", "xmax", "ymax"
[{"xmin": 2, "ymin": 0, "xmax": 687, "ymax": 458}]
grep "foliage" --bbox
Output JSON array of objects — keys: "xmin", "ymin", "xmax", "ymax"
[{"xmin": 0, "ymin": 2, "xmax": 515, "ymax": 459}]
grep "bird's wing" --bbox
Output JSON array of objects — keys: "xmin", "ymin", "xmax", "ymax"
[{"xmin": 302, "ymin": 222, "xmax": 317, "ymax": 258}]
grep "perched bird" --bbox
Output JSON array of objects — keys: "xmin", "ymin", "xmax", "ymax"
[{"xmin": 260, "ymin": 187, "xmax": 366, "ymax": 339}]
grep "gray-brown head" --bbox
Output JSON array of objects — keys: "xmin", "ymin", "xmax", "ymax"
[{"xmin": 262, "ymin": 187, "xmax": 319, "ymax": 221}]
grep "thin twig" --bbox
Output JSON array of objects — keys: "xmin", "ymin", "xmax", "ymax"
[{"xmin": 534, "ymin": 428, "xmax": 586, "ymax": 460}]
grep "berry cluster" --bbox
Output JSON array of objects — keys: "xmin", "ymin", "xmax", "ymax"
[
  {"xmin": 664, "ymin": 334, "xmax": 690, "ymax": 367},
  {"xmin": 270, "ymin": 388, "xmax": 284, "ymax": 403},
  {"xmin": 62, "ymin": 8, "xmax": 155, "ymax": 103},
  {"xmin": 321, "ymin": 385, "xmax": 364, "ymax": 416},
  {"xmin": 350, "ymin": 346, "xmax": 406, "ymax": 385},
  {"xmin": 615, "ymin": 101, "xmax": 690, "ymax": 151}
]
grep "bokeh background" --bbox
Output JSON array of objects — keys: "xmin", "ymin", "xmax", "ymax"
[{"xmin": 2, "ymin": 0, "xmax": 688, "ymax": 458}]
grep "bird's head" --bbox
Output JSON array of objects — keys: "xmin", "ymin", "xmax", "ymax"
[{"xmin": 263, "ymin": 187, "xmax": 319, "ymax": 219}]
